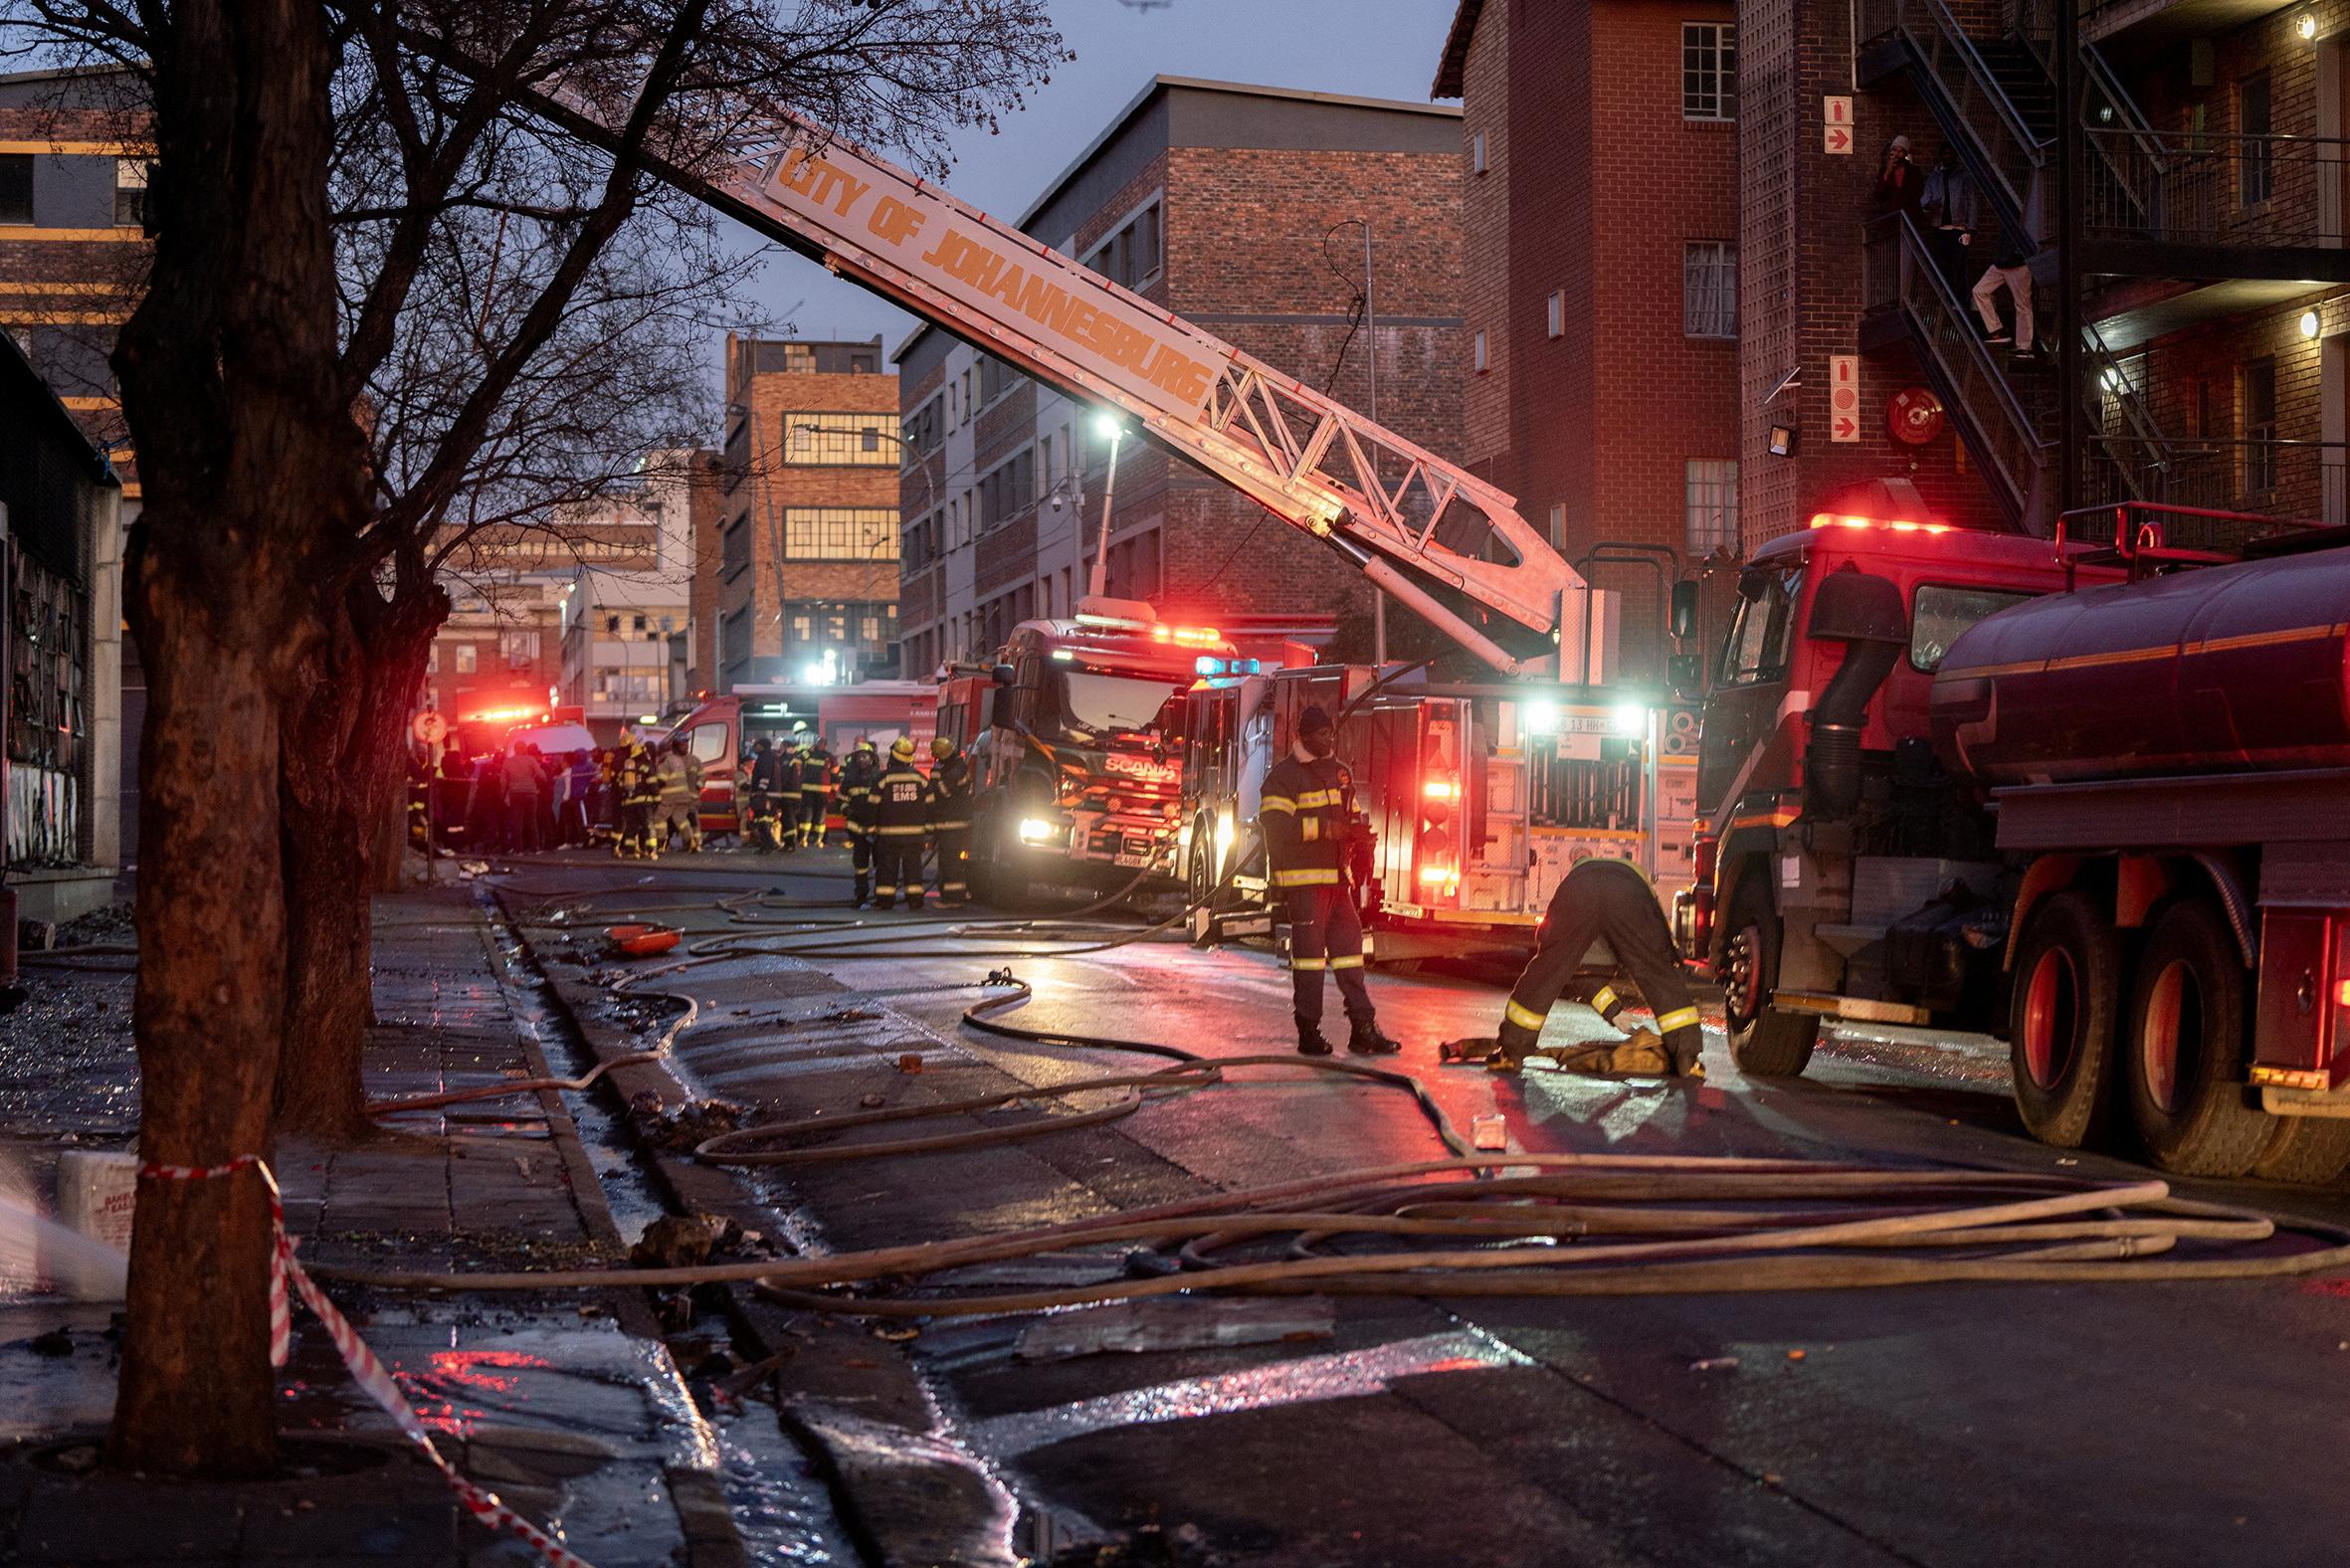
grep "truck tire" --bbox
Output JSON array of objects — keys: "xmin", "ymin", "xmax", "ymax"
[
  {"xmin": 1721, "ymin": 878, "xmax": 1819, "ymax": 1078},
  {"xmin": 2123, "ymin": 898, "xmax": 2269, "ymax": 1178},
  {"xmin": 972, "ymin": 800, "xmax": 1031, "ymax": 911},
  {"xmin": 2249, "ymin": 1114, "xmax": 2350, "ymax": 1186},
  {"xmin": 2008, "ymin": 890, "xmax": 2121, "ymax": 1149}
]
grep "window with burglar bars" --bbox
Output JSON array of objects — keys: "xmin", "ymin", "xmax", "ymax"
[
  {"xmin": 1683, "ymin": 242, "xmax": 1737, "ymax": 337},
  {"xmin": 783, "ymin": 506, "xmax": 900, "ymax": 561},
  {"xmin": 2242, "ymin": 358, "xmax": 2277, "ymax": 493},
  {"xmin": 1685, "ymin": 460, "xmax": 1738, "ymax": 554},
  {"xmin": 2239, "ymin": 73, "xmax": 2272, "ymax": 209},
  {"xmin": 785, "ymin": 412, "xmax": 896, "ymax": 466},
  {"xmin": 1682, "ymin": 24, "xmax": 1736, "ymax": 120}
]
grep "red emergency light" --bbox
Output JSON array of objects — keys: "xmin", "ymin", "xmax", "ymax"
[
  {"xmin": 1808, "ymin": 512, "xmax": 1952, "ymax": 535},
  {"xmin": 1150, "ymin": 624, "xmax": 1224, "ymax": 647},
  {"xmin": 463, "ymin": 705, "xmax": 550, "ymax": 725}
]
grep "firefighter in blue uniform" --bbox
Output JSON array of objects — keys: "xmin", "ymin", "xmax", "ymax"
[
  {"xmin": 1259, "ymin": 705, "xmax": 1399, "ymax": 1057},
  {"xmin": 870, "ymin": 737, "xmax": 929, "ymax": 911}
]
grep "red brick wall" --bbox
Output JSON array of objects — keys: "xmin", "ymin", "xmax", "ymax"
[{"xmin": 1459, "ymin": 0, "xmax": 1513, "ymax": 487}]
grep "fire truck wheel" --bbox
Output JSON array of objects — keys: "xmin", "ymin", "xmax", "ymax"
[
  {"xmin": 1721, "ymin": 878, "xmax": 1819, "ymax": 1078},
  {"xmin": 1186, "ymin": 814, "xmax": 1217, "ymax": 926},
  {"xmin": 2007, "ymin": 890, "xmax": 2121, "ymax": 1149},
  {"xmin": 974, "ymin": 801, "xmax": 1034, "ymax": 911},
  {"xmin": 2248, "ymin": 1113, "xmax": 2350, "ymax": 1185},
  {"xmin": 2124, "ymin": 898, "xmax": 2268, "ymax": 1179}
]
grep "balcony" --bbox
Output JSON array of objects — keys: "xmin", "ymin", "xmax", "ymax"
[
  {"xmin": 2080, "ymin": 128, "xmax": 2350, "ymax": 283},
  {"xmin": 2083, "ymin": 434, "xmax": 2349, "ymax": 522}
]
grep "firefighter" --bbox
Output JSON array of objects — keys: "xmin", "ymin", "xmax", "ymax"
[
  {"xmin": 1452, "ymin": 856, "xmax": 1705, "ymax": 1078},
  {"xmin": 799, "ymin": 736, "xmax": 834, "ymax": 848},
  {"xmin": 775, "ymin": 737, "xmax": 807, "ymax": 854},
  {"xmin": 615, "ymin": 732, "xmax": 662, "ymax": 860},
  {"xmin": 870, "ymin": 736, "xmax": 930, "ymax": 911},
  {"xmin": 743, "ymin": 737, "xmax": 784, "ymax": 853},
  {"xmin": 926, "ymin": 735, "xmax": 973, "ymax": 905},
  {"xmin": 1261, "ymin": 705, "xmax": 1399, "ymax": 1057},
  {"xmin": 838, "ymin": 736, "xmax": 881, "ymax": 906},
  {"xmin": 655, "ymin": 736, "xmax": 703, "ymax": 855}
]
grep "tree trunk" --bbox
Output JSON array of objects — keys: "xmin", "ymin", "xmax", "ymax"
[
  {"xmin": 108, "ymin": 0, "xmax": 364, "ymax": 1476},
  {"xmin": 276, "ymin": 581, "xmax": 441, "ymax": 1139}
]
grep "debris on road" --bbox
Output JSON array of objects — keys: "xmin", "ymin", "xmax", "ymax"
[
  {"xmin": 1688, "ymin": 1355, "xmax": 1740, "ymax": 1372},
  {"xmin": 629, "ymin": 1090, "xmax": 747, "ymax": 1150},
  {"xmin": 1016, "ymin": 1299, "xmax": 1337, "ymax": 1363},
  {"xmin": 897, "ymin": 1053, "xmax": 925, "ymax": 1074}
]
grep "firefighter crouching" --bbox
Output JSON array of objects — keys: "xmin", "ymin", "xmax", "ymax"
[
  {"xmin": 799, "ymin": 737, "xmax": 834, "ymax": 848},
  {"xmin": 1448, "ymin": 856, "xmax": 1705, "ymax": 1078},
  {"xmin": 615, "ymin": 732, "xmax": 662, "ymax": 860},
  {"xmin": 927, "ymin": 735, "xmax": 972, "ymax": 906},
  {"xmin": 871, "ymin": 737, "xmax": 929, "ymax": 911},
  {"xmin": 655, "ymin": 736, "xmax": 703, "ymax": 855},
  {"xmin": 839, "ymin": 737, "xmax": 881, "ymax": 906},
  {"xmin": 1261, "ymin": 706, "xmax": 1399, "ymax": 1057}
]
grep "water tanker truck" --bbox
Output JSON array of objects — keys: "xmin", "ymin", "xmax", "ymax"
[{"xmin": 1680, "ymin": 497, "xmax": 2350, "ymax": 1180}]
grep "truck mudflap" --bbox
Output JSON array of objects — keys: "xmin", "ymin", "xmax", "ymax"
[{"xmin": 2259, "ymin": 1081, "xmax": 2350, "ymax": 1115}]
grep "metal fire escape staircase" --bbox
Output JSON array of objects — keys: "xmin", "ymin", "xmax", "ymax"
[
  {"xmin": 460, "ymin": 59, "xmax": 1602, "ymax": 682},
  {"xmin": 1858, "ymin": 0, "xmax": 2184, "ymax": 530}
]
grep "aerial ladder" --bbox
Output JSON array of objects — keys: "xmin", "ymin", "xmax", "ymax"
[{"xmin": 477, "ymin": 60, "xmax": 1611, "ymax": 682}]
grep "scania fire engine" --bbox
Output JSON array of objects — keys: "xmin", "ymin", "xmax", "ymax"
[{"xmin": 1682, "ymin": 496, "xmax": 2350, "ymax": 1181}]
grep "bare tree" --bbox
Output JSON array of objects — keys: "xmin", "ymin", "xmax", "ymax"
[{"xmin": 4, "ymin": 0, "xmax": 1066, "ymax": 1476}]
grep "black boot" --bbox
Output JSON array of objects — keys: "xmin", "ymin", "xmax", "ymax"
[
  {"xmin": 853, "ymin": 879, "xmax": 871, "ymax": 909},
  {"xmin": 1295, "ymin": 1016, "xmax": 1334, "ymax": 1057},
  {"xmin": 1347, "ymin": 1017, "xmax": 1402, "ymax": 1056}
]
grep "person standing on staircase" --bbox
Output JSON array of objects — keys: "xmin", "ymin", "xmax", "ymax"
[
  {"xmin": 1920, "ymin": 144, "xmax": 1978, "ymax": 293},
  {"xmin": 1259, "ymin": 705, "xmax": 1399, "ymax": 1058}
]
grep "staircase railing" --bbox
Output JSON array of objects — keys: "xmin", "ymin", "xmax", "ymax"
[
  {"xmin": 1859, "ymin": 0, "xmax": 2049, "ymax": 234},
  {"xmin": 2080, "ymin": 319, "xmax": 2177, "ymax": 502},
  {"xmin": 2082, "ymin": 127, "xmax": 2350, "ymax": 247},
  {"xmin": 2078, "ymin": 45, "xmax": 2166, "ymax": 232},
  {"xmin": 1863, "ymin": 211, "xmax": 2052, "ymax": 525}
]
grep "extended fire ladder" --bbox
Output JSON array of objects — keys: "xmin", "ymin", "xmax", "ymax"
[{"xmin": 500, "ymin": 76, "xmax": 1607, "ymax": 681}]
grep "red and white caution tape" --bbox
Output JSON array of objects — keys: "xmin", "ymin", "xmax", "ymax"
[{"xmin": 140, "ymin": 1155, "xmax": 596, "ymax": 1568}]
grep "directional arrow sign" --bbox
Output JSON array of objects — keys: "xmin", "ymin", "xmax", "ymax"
[
  {"xmin": 1824, "ymin": 97, "xmax": 1855, "ymax": 154},
  {"xmin": 1826, "ymin": 126, "xmax": 1852, "ymax": 153},
  {"xmin": 1830, "ymin": 354, "xmax": 1861, "ymax": 443}
]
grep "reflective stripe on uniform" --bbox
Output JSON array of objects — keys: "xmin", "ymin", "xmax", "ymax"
[
  {"xmin": 1656, "ymin": 1006, "xmax": 1701, "ymax": 1034},
  {"xmin": 941, "ymin": 882, "xmax": 968, "ymax": 891},
  {"xmin": 1273, "ymin": 868, "xmax": 1340, "ymax": 886},
  {"xmin": 1293, "ymin": 789, "xmax": 1341, "ymax": 808},
  {"xmin": 1591, "ymin": 986, "xmax": 1619, "ymax": 1014},
  {"xmin": 1301, "ymin": 819, "xmax": 1320, "ymax": 842},
  {"xmin": 1259, "ymin": 796, "xmax": 1296, "ymax": 814},
  {"xmin": 1504, "ymin": 998, "xmax": 1548, "ymax": 1033},
  {"xmin": 1290, "ymin": 955, "xmax": 1328, "ymax": 971},
  {"xmin": 1328, "ymin": 954, "xmax": 1364, "ymax": 969},
  {"xmin": 932, "ymin": 819, "xmax": 970, "ymax": 830},
  {"xmin": 877, "ymin": 825, "xmax": 926, "ymax": 837}
]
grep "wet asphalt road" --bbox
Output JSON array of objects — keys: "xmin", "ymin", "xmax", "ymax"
[{"xmin": 504, "ymin": 848, "xmax": 2350, "ymax": 1568}]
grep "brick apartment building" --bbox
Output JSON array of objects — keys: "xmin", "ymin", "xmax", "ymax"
[
  {"xmin": 893, "ymin": 77, "xmax": 1465, "ymax": 678},
  {"xmin": 1434, "ymin": 0, "xmax": 1740, "ymax": 675},
  {"xmin": 715, "ymin": 335, "xmax": 900, "ymax": 688}
]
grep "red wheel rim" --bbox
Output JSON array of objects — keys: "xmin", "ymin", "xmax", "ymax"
[
  {"xmin": 2021, "ymin": 946, "xmax": 2077, "ymax": 1088},
  {"xmin": 2139, "ymin": 960, "xmax": 2194, "ymax": 1113}
]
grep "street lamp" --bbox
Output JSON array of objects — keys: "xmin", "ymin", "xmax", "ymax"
[{"xmin": 1087, "ymin": 412, "xmax": 1125, "ymax": 601}]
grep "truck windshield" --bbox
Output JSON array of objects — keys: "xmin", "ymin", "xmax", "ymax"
[
  {"xmin": 1910, "ymin": 584, "xmax": 2032, "ymax": 671},
  {"xmin": 1055, "ymin": 670, "xmax": 1183, "ymax": 742}
]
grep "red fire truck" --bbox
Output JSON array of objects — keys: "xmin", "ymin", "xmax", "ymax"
[
  {"xmin": 935, "ymin": 601, "xmax": 1231, "ymax": 904},
  {"xmin": 660, "ymin": 684, "xmax": 936, "ymax": 839},
  {"xmin": 1681, "ymin": 498, "xmax": 2350, "ymax": 1179}
]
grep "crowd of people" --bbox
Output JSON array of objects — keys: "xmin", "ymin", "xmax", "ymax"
[{"xmin": 408, "ymin": 724, "xmax": 976, "ymax": 906}]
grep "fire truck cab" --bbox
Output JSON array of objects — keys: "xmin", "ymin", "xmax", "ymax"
[{"xmin": 936, "ymin": 600, "xmax": 1232, "ymax": 903}]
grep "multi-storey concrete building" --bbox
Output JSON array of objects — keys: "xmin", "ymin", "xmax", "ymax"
[
  {"xmin": 893, "ymin": 77, "xmax": 1465, "ymax": 678},
  {"xmin": 552, "ymin": 457, "xmax": 701, "ymax": 741},
  {"xmin": 1433, "ymin": 0, "xmax": 1740, "ymax": 674},
  {"xmin": 714, "ymin": 335, "xmax": 899, "ymax": 689}
]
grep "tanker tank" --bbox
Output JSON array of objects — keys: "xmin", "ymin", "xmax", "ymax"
[{"xmin": 1930, "ymin": 546, "xmax": 2350, "ymax": 787}]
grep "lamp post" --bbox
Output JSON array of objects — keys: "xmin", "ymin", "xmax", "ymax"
[{"xmin": 1087, "ymin": 411, "xmax": 1125, "ymax": 602}]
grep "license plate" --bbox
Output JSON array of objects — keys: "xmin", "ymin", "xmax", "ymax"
[{"xmin": 1114, "ymin": 852, "xmax": 1149, "ymax": 868}]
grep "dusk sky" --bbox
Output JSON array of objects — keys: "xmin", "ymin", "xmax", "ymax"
[{"xmin": 735, "ymin": 0, "xmax": 1460, "ymax": 355}]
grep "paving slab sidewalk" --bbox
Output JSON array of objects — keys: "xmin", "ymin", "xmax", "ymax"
[{"xmin": 0, "ymin": 883, "xmax": 747, "ymax": 1568}]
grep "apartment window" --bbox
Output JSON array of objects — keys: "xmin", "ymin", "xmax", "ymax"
[
  {"xmin": 901, "ymin": 395, "xmax": 943, "ymax": 457},
  {"xmin": 1548, "ymin": 501, "xmax": 1567, "ymax": 549},
  {"xmin": 499, "ymin": 630, "xmax": 539, "ymax": 666},
  {"xmin": 2240, "ymin": 73, "xmax": 2272, "ymax": 208},
  {"xmin": 784, "ymin": 506, "xmax": 899, "ymax": 560},
  {"xmin": 112, "ymin": 158, "xmax": 147, "ymax": 227},
  {"xmin": 455, "ymin": 644, "xmax": 479, "ymax": 675},
  {"xmin": 1471, "ymin": 130, "xmax": 1488, "ymax": 174},
  {"xmin": 1685, "ymin": 460, "xmax": 1739, "ymax": 553},
  {"xmin": 426, "ymin": 644, "xmax": 440, "ymax": 675},
  {"xmin": 1547, "ymin": 291, "xmax": 1565, "ymax": 338},
  {"xmin": 786, "ymin": 411, "xmax": 896, "ymax": 466},
  {"xmin": 1683, "ymin": 242, "xmax": 1738, "ymax": 337},
  {"xmin": 721, "ymin": 606, "xmax": 753, "ymax": 675},
  {"xmin": 0, "ymin": 154, "xmax": 30, "ymax": 224},
  {"xmin": 2242, "ymin": 358, "xmax": 2278, "ymax": 492},
  {"xmin": 978, "ymin": 354, "xmax": 1024, "ymax": 409},
  {"xmin": 1473, "ymin": 329, "xmax": 1489, "ymax": 373},
  {"xmin": 1085, "ymin": 198, "xmax": 1164, "ymax": 290},
  {"xmin": 978, "ymin": 447, "xmax": 1037, "ymax": 530},
  {"xmin": 790, "ymin": 612, "xmax": 814, "ymax": 644},
  {"xmin": 1682, "ymin": 24, "xmax": 1737, "ymax": 121}
]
